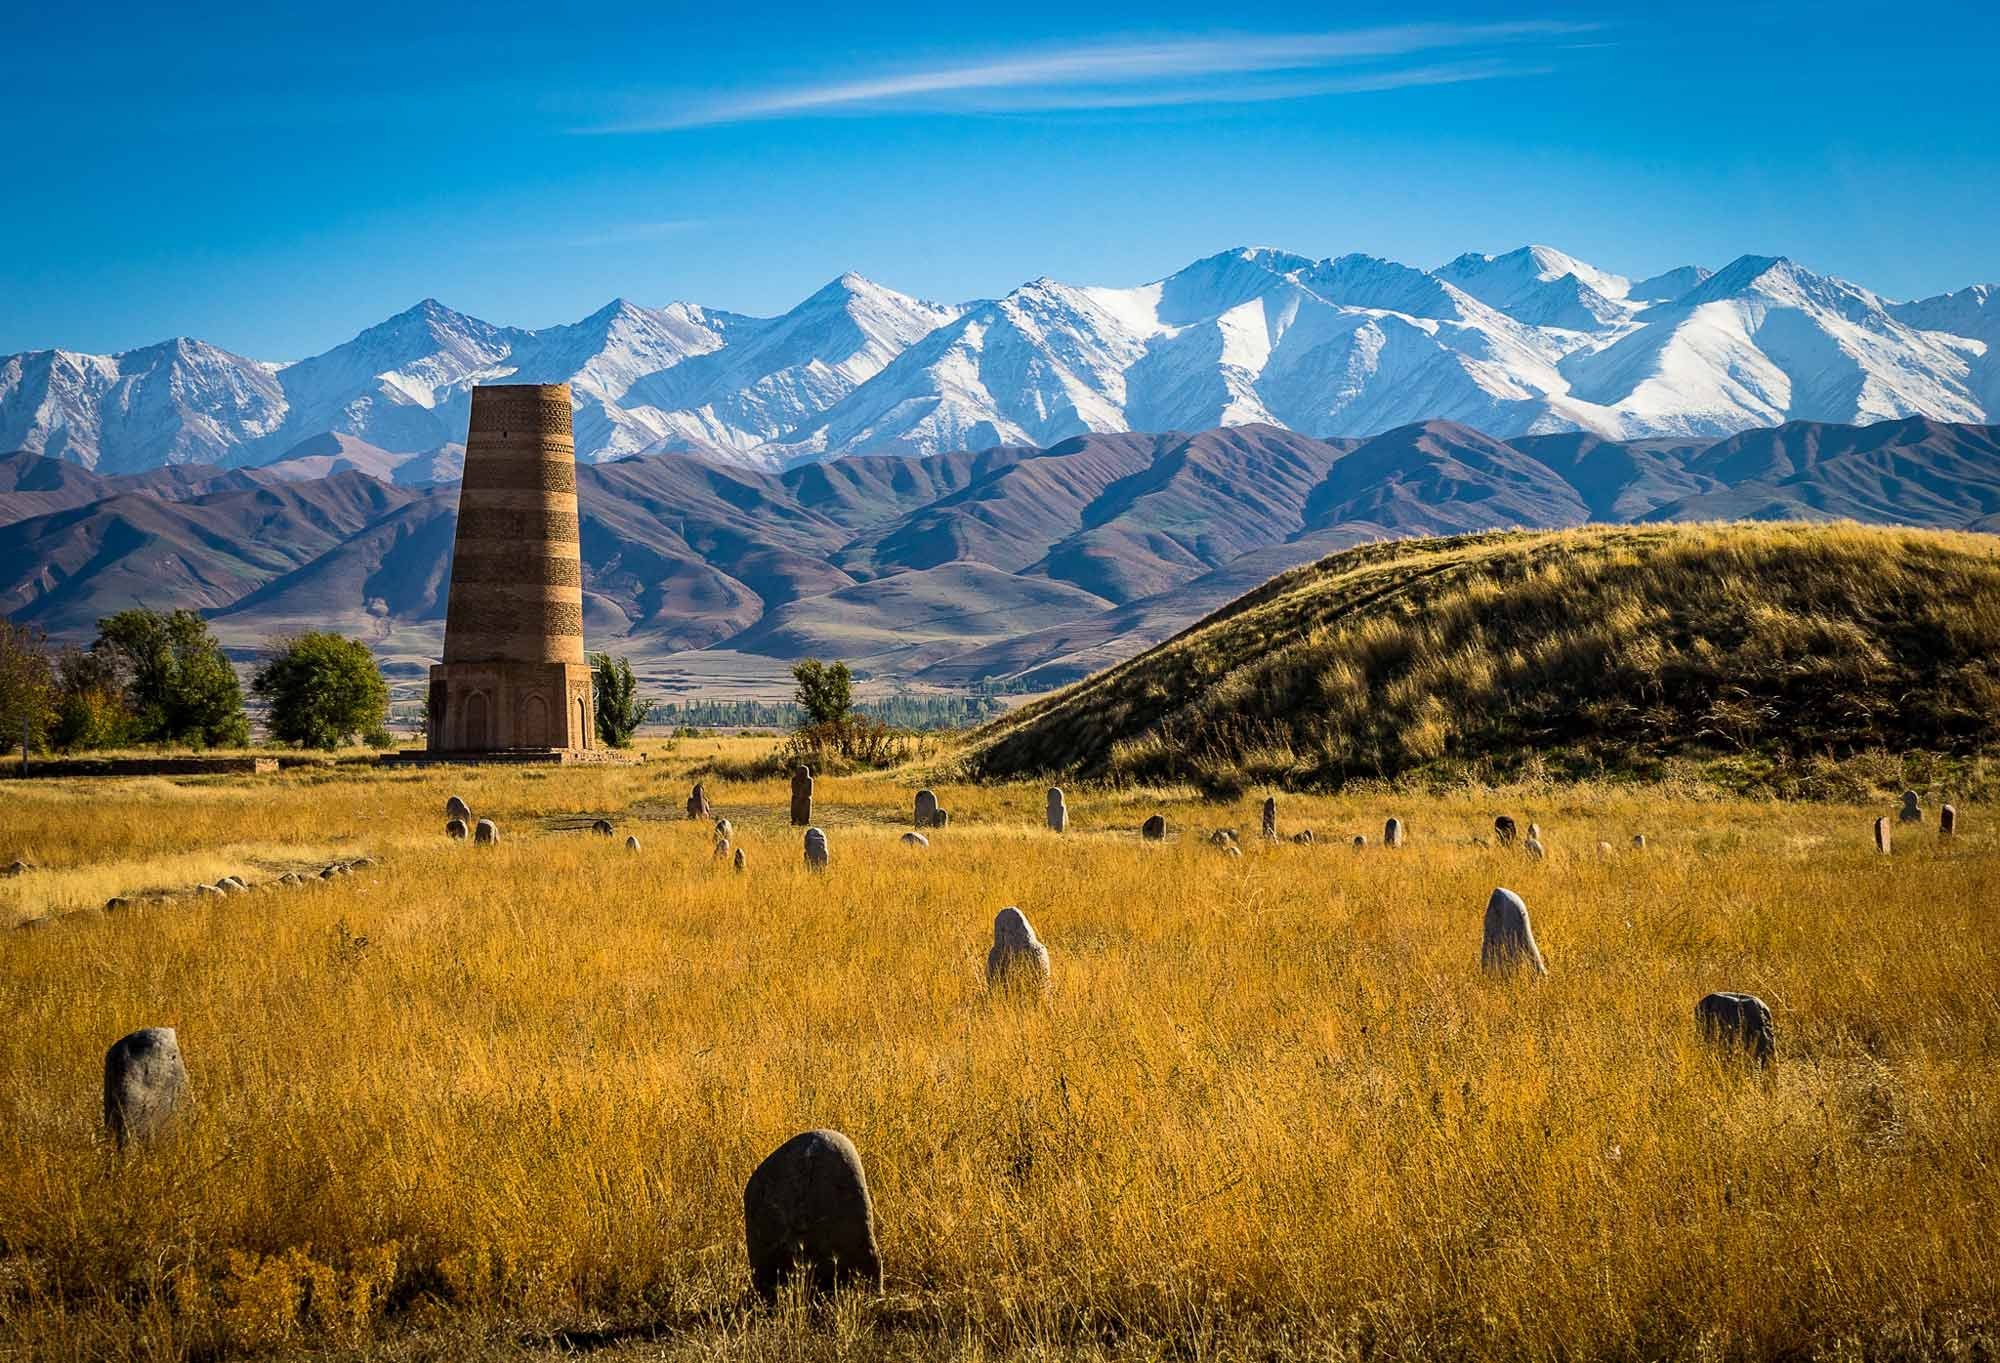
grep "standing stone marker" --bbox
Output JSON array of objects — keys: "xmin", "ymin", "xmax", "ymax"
[
  {"xmin": 1632, "ymin": 834, "xmax": 1647, "ymax": 850},
  {"xmin": 591, "ymin": 818, "xmax": 614, "ymax": 837},
  {"xmin": 1351, "ymin": 834, "xmax": 1368, "ymax": 850},
  {"xmin": 1695, "ymin": 992, "xmax": 1776, "ymax": 1066},
  {"xmin": 1494, "ymin": 816, "xmax": 1517, "ymax": 846},
  {"xmin": 987, "ymin": 906, "xmax": 1052, "ymax": 995},
  {"xmin": 914, "ymin": 789, "xmax": 939, "ymax": 829},
  {"xmin": 1874, "ymin": 816, "xmax": 1892, "ymax": 854},
  {"xmin": 932, "ymin": 809, "xmax": 949, "ymax": 828},
  {"xmin": 1941, "ymin": 803, "xmax": 1957, "ymax": 839},
  {"xmin": 445, "ymin": 795, "xmax": 471, "ymax": 822},
  {"xmin": 790, "ymin": 765, "xmax": 814, "ymax": 828},
  {"xmin": 687, "ymin": 783, "xmax": 712, "ymax": 820},
  {"xmin": 1524, "ymin": 836, "xmax": 1546, "ymax": 860},
  {"xmin": 803, "ymin": 827, "xmax": 829, "ymax": 872},
  {"xmin": 1384, "ymin": 817, "xmax": 1405, "ymax": 848},
  {"xmin": 1291, "ymin": 830, "xmax": 1314, "ymax": 845},
  {"xmin": 743, "ymin": 1129, "xmax": 882, "ymax": 1301},
  {"xmin": 104, "ymin": 1027, "xmax": 189, "ymax": 1148},
  {"xmin": 1898, "ymin": 790, "xmax": 1922, "ymax": 824},
  {"xmin": 715, "ymin": 818, "xmax": 734, "ymax": 840},
  {"xmin": 733, "ymin": 847, "xmax": 747, "ymax": 873},
  {"xmin": 1261, "ymin": 797, "xmax": 1277, "ymax": 841},
  {"xmin": 475, "ymin": 818, "xmax": 500, "ymax": 846},
  {"xmin": 625, "ymin": 835, "xmax": 641, "ymax": 853},
  {"xmin": 1142, "ymin": 814, "xmax": 1167, "ymax": 841},
  {"xmin": 1481, "ymin": 888, "xmax": 1547, "ymax": 976},
  {"xmin": 901, "ymin": 832, "xmax": 929, "ymax": 849},
  {"xmin": 714, "ymin": 835, "xmax": 732, "ymax": 860},
  {"xmin": 446, "ymin": 818, "xmax": 468, "ymax": 840},
  {"xmin": 1046, "ymin": 787, "xmax": 1068, "ymax": 833}
]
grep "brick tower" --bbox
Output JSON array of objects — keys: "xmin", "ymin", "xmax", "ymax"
[{"xmin": 426, "ymin": 383, "xmax": 594, "ymax": 755}]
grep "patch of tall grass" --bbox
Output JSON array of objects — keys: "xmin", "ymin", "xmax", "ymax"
[{"xmin": 1, "ymin": 743, "xmax": 1995, "ymax": 1358}]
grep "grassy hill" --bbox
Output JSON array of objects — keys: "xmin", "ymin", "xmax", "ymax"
[{"xmin": 963, "ymin": 522, "xmax": 2000, "ymax": 792}]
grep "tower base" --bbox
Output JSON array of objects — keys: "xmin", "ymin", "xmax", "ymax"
[{"xmin": 426, "ymin": 661, "xmax": 596, "ymax": 755}]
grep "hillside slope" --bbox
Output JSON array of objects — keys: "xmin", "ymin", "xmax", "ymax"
[{"xmin": 963, "ymin": 523, "xmax": 2000, "ymax": 788}]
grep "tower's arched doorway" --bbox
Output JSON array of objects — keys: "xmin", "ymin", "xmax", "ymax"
[
  {"xmin": 521, "ymin": 694, "xmax": 549, "ymax": 748},
  {"xmin": 463, "ymin": 691, "xmax": 489, "ymax": 749}
]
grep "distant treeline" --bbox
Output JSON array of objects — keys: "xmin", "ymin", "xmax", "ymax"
[{"xmin": 653, "ymin": 692, "xmax": 1003, "ymax": 732}]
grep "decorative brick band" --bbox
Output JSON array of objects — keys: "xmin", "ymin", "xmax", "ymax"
[
  {"xmin": 449, "ymin": 553, "xmax": 585, "ymax": 588},
  {"xmin": 466, "ymin": 386, "xmax": 574, "ymax": 438},
  {"xmin": 454, "ymin": 506, "xmax": 581, "ymax": 544},
  {"xmin": 460, "ymin": 460, "xmax": 579, "ymax": 494},
  {"xmin": 446, "ymin": 599, "xmax": 584, "ymax": 637}
]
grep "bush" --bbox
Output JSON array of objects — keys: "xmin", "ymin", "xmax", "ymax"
[
  {"xmin": 252, "ymin": 632, "xmax": 388, "ymax": 750},
  {"xmin": 779, "ymin": 716, "xmax": 916, "ymax": 770},
  {"xmin": 93, "ymin": 608, "xmax": 248, "ymax": 748},
  {"xmin": 591, "ymin": 653, "xmax": 652, "ymax": 748}
]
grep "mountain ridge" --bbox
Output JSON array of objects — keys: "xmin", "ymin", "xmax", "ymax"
[
  {"xmin": 7, "ymin": 245, "xmax": 1998, "ymax": 477},
  {"xmin": 4, "ymin": 414, "xmax": 1996, "ymax": 693}
]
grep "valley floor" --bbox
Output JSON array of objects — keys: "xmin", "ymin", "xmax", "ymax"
[{"xmin": 1, "ymin": 741, "xmax": 1996, "ymax": 1360}]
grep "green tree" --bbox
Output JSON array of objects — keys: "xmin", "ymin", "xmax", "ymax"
[
  {"xmin": 591, "ymin": 652, "xmax": 652, "ymax": 748},
  {"xmin": 93, "ymin": 608, "xmax": 249, "ymax": 748},
  {"xmin": 252, "ymin": 632, "xmax": 389, "ymax": 749},
  {"xmin": 791, "ymin": 658, "xmax": 854, "ymax": 728},
  {"xmin": 50, "ymin": 646, "xmax": 133, "ymax": 751},
  {"xmin": 0, "ymin": 621, "xmax": 55, "ymax": 757}
]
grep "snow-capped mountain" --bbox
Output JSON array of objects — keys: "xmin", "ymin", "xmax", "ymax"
[{"xmin": 4, "ymin": 246, "xmax": 1995, "ymax": 474}]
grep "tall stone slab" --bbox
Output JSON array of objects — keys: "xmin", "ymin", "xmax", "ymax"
[
  {"xmin": 1046, "ymin": 787, "xmax": 1068, "ymax": 833},
  {"xmin": 791, "ymin": 765, "xmax": 814, "ymax": 827},
  {"xmin": 427, "ymin": 384, "xmax": 594, "ymax": 755},
  {"xmin": 1481, "ymin": 887, "xmax": 1546, "ymax": 976}
]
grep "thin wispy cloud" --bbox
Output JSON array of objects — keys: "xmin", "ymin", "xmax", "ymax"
[
  {"xmin": 592, "ymin": 21, "xmax": 1595, "ymax": 132},
  {"xmin": 968, "ymin": 59, "xmax": 1549, "ymax": 113}
]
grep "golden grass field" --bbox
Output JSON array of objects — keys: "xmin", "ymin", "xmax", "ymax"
[{"xmin": 2, "ymin": 738, "xmax": 1996, "ymax": 1361}]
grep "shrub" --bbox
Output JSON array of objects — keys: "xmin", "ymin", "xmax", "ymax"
[{"xmin": 252, "ymin": 632, "xmax": 389, "ymax": 750}]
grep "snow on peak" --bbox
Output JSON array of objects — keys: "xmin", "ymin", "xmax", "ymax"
[
  {"xmin": 1629, "ymin": 265, "xmax": 1713, "ymax": 304},
  {"xmin": 1435, "ymin": 245, "xmax": 1632, "ymax": 330},
  {"xmin": 5, "ymin": 245, "xmax": 1995, "ymax": 474}
]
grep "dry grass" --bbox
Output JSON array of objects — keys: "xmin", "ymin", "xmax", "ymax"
[
  {"xmin": 1, "ymin": 739, "xmax": 1997, "ymax": 1361},
  {"xmin": 965, "ymin": 523, "xmax": 2000, "ymax": 793}
]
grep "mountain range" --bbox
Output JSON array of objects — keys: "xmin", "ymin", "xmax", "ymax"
[
  {"xmin": 4, "ymin": 415, "xmax": 1996, "ymax": 692},
  {"xmin": 4, "ymin": 247, "xmax": 1997, "ymax": 478}
]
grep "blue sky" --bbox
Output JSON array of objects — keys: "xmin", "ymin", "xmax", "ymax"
[{"xmin": 7, "ymin": 0, "xmax": 1997, "ymax": 358}]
